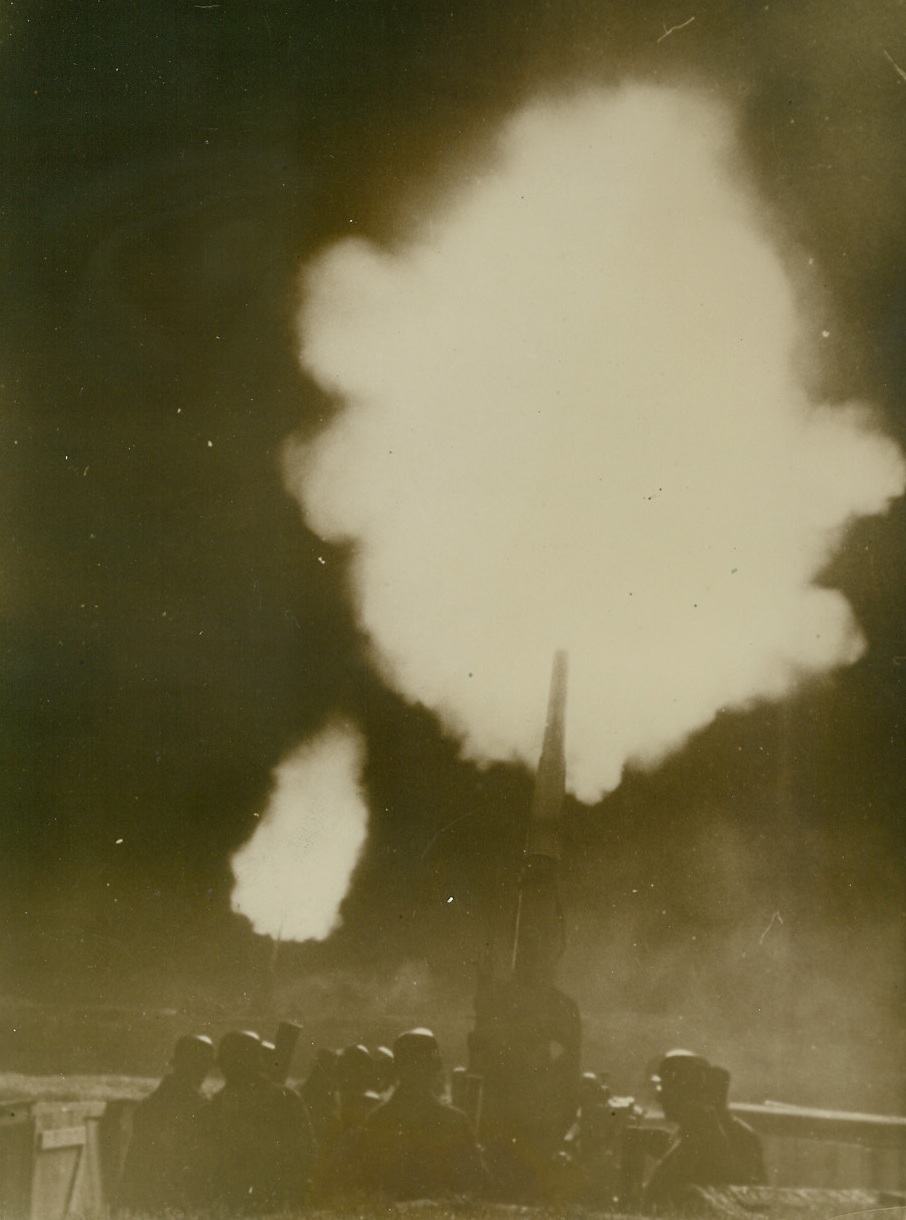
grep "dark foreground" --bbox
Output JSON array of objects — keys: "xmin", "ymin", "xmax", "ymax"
[
  {"xmin": 2, "ymin": 1075, "xmax": 902, "ymax": 1220},
  {"xmin": 54, "ymin": 1201, "xmax": 906, "ymax": 1220}
]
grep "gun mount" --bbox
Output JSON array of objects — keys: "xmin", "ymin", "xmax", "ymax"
[{"xmin": 467, "ymin": 650, "xmax": 581, "ymax": 1200}]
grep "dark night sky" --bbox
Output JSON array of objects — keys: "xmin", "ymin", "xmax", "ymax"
[{"xmin": 1, "ymin": 2, "xmax": 904, "ymax": 1108}]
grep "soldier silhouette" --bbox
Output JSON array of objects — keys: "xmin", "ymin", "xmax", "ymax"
[
  {"xmin": 115, "ymin": 1033, "xmax": 214, "ymax": 1212},
  {"xmin": 708, "ymin": 1064, "xmax": 767, "ymax": 1186},
  {"xmin": 199, "ymin": 1029, "xmax": 316, "ymax": 1212},
  {"xmin": 310, "ymin": 1043, "xmax": 383, "ymax": 1201},
  {"xmin": 301, "ymin": 1047, "xmax": 340, "ymax": 1141},
  {"xmin": 350, "ymin": 1028, "xmax": 489, "ymax": 1200},
  {"xmin": 643, "ymin": 1050, "xmax": 766, "ymax": 1212}
]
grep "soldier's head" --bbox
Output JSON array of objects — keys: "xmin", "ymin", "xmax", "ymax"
[
  {"xmin": 315, "ymin": 1046, "xmax": 339, "ymax": 1074},
  {"xmin": 653, "ymin": 1049, "xmax": 712, "ymax": 1124},
  {"xmin": 217, "ymin": 1030, "xmax": 263, "ymax": 1084},
  {"xmin": 371, "ymin": 1045, "xmax": 395, "ymax": 1092},
  {"xmin": 337, "ymin": 1043, "xmax": 376, "ymax": 1095},
  {"xmin": 171, "ymin": 1034, "xmax": 214, "ymax": 1087},
  {"xmin": 392, "ymin": 1028, "xmax": 442, "ymax": 1093}
]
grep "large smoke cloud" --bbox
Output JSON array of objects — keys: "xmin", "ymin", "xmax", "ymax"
[{"xmin": 287, "ymin": 83, "xmax": 904, "ymax": 804}]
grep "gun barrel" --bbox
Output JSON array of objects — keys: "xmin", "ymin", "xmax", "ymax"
[
  {"xmin": 525, "ymin": 648, "xmax": 568, "ymax": 857},
  {"xmin": 512, "ymin": 649, "xmax": 569, "ymax": 975},
  {"xmin": 469, "ymin": 651, "xmax": 581, "ymax": 1177}
]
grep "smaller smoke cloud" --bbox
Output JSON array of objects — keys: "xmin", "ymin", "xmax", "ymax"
[
  {"xmin": 290, "ymin": 83, "xmax": 905, "ymax": 803},
  {"xmin": 230, "ymin": 721, "xmax": 369, "ymax": 943}
]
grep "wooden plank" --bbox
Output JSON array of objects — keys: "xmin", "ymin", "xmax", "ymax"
[
  {"xmin": 39, "ymin": 1127, "xmax": 86, "ymax": 1151},
  {"xmin": 733, "ymin": 1102, "xmax": 906, "ymax": 1150},
  {"xmin": 0, "ymin": 1108, "xmax": 35, "ymax": 1219}
]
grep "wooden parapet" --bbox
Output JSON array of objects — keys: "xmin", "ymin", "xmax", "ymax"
[{"xmin": 731, "ymin": 1102, "xmax": 906, "ymax": 1194}]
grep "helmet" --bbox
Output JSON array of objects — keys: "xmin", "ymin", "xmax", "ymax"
[
  {"xmin": 654, "ymin": 1049, "xmax": 712, "ymax": 1122},
  {"xmin": 217, "ymin": 1030, "xmax": 263, "ymax": 1076},
  {"xmin": 392, "ymin": 1028, "xmax": 441, "ymax": 1079},
  {"xmin": 653, "ymin": 1048, "xmax": 711, "ymax": 1087},
  {"xmin": 337, "ymin": 1044, "xmax": 376, "ymax": 1093},
  {"xmin": 171, "ymin": 1034, "xmax": 214, "ymax": 1077}
]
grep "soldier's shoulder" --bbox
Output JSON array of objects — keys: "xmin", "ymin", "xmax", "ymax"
[
  {"xmin": 363, "ymin": 1095, "xmax": 400, "ymax": 1126},
  {"xmin": 136, "ymin": 1076, "xmax": 201, "ymax": 1112},
  {"xmin": 425, "ymin": 1097, "xmax": 476, "ymax": 1136},
  {"xmin": 270, "ymin": 1080, "xmax": 312, "ymax": 1124}
]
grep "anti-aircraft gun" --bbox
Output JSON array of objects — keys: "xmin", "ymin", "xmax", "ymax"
[{"xmin": 466, "ymin": 650, "xmax": 582, "ymax": 1198}]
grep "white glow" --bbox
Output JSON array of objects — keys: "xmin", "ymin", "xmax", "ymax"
[
  {"xmin": 289, "ymin": 84, "xmax": 905, "ymax": 803},
  {"xmin": 230, "ymin": 721, "xmax": 368, "ymax": 942}
]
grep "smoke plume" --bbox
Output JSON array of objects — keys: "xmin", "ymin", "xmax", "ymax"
[
  {"xmin": 230, "ymin": 721, "xmax": 368, "ymax": 941},
  {"xmin": 288, "ymin": 83, "xmax": 905, "ymax": 803}
]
